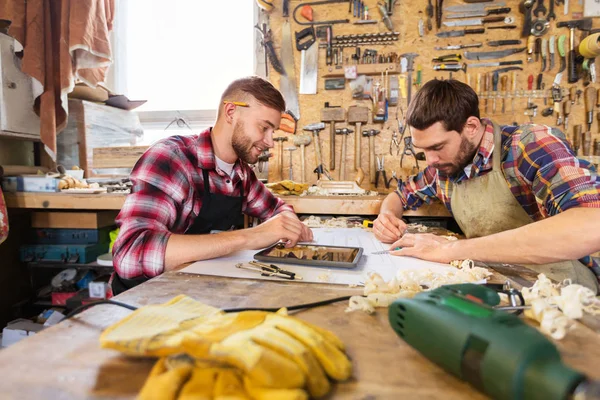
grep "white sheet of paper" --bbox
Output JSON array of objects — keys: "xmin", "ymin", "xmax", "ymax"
[{"xmin": 179, "ymin": 228, "xmax": 456, "ymax": 285}]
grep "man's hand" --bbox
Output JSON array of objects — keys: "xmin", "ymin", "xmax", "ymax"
[
  {"xmin": 389, "ymin": 233, "xmax": 454, "ymax": 263},
  {"xmin": 373, "ymin": 212, "xmax": 407, "ymax": 243},
  {"xmin": 246, "ymin": 211, "xmax": 313, "ymax": 249}
]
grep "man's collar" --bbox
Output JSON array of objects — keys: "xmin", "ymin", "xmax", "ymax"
[
  {"xmin": 471, "ymin": 118, "xmax": 495, "ymax": 168},
  {"xmin": 197, "ymin": 128, "xmax": 216, "ymax": 170}
]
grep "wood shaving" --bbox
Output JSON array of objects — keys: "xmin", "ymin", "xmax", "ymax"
[
  {"xmin": 346, "ymin": 260, "xmax": 491, "ymax": 313},
  {"xmin": 522, "ymin": 274, "xmax": 600, "ymax": 340},
  {"xmin": 303, "ymin": 185, "xmax": 378, "ymax": 196},
  {"xmin": 317, "ymin": 271, "xmax": 332, "ymax": 283},
  {"xmin": 302, "ymin": 216, "xmax": 351, "ymax": 228}
]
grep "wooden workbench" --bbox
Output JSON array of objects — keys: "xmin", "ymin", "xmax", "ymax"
[
  {"xmin": 0, "ymin": 266, "xmax": 598, "ymax": 399},
  {"xmin": 4, "ymin": 192, "xmax": 452, "ymax": 217}
]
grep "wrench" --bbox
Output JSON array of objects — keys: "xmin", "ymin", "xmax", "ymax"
[
  {"xmin": 547, "ymin": 0, "xmax": 556, "ymax": 20},
  {"xmin": 533, "ymin": 0, "xmax": 547, "ymax": 17}
]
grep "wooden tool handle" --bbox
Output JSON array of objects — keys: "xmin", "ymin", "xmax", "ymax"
[{"xmin": 582, "ymin": 131, "xmax": 592, "ymax": 156}]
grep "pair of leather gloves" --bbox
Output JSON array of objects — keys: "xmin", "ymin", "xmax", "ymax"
[{"xmin": 100, "ymin": 295, "xmax": 352, "ymax": 399}]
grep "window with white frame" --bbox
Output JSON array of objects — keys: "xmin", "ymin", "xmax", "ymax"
[{"xmin": 111, "ymin": 0, "xmax": 256, "ymax": 145}]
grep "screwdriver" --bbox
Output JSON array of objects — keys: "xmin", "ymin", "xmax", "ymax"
[
  {"xmin": 476, "ymin": 73, "xmax": 482, "ymax": 113},
  {"xmin": 483, "ymin": 73, "xmax": 489, "ymax": 113},
  {"xmin": 573, "ymin": 124, "xmax": 582, "ymax": 155},
  {"xmin": 584, "ymin": 86, "xmax": 597, "ymax": 131},
  {"xmin": 563, "ymin": 100, "xmax": 571, "ymax": 131},
  {"xmin": 500, "ymin": 75, "xmax": 508, "ymax": 113},
  {"xmin": 511, "ymin": 71, "xmax": 517, "ymax": 113},
  {"xmin": 492, "ymin": 71, "xmax": 499, "ymax": 114},
  {"xmin": 527, "ymin": 74, "xmax": 534, "ymax": 107},
  {"xmin": 570, "ymin": 86, "xmax": 576, "ymax": 105}
]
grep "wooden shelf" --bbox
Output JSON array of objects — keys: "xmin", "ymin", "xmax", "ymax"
[
  {"xmin": 4, "ymin": 192, "xmax": 451, "ymax": 217},
  {"xmin": 323, "ymin": 63, "xmax": 400, "ymax": 77}
]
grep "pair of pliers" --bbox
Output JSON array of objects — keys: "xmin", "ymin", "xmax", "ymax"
[
  {"xmin": 387, "ymin": 170, "xmax": 400, "ymax": 188},
  {"xmin": 278, "ymin": 111, "xmax": 298, "ymax": 134},
  {"xmin": 375, "ymin": 155, "xmax": 389, "ymax": 188},
  {"xmin": 400, "ymin": 136, "xmax": 419, "ymax": 170}
]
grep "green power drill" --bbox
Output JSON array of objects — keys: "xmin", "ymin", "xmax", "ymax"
[{"xmin": 388, "ymin": 284, "xmax": 600, "ymax": 400}]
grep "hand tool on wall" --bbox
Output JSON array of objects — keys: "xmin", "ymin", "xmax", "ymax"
[
  {"xmin": 520, "ymin": 0, "xmax": 534, "ymax": 38},
  {"xmin": 492, "ymin": 71, "xmax": 499, "ymax": 114},
  {"xmin": 388, "ymin": 283, "xmax": 600, "ymax": 400},
  {"xmin": 284, "ymin": 146, "xmax": 297, "ymax": 180},
  {"xmin": 526, "ymin": 74, "xmax": 534, "ymax": 107},
  {"xmin": 377, "ymin": 2, "xmax": 394, "ymax": 31},
  {"xmin": 563, "ymin": 100, "xmax": 571, "ymax": 131},
  {"xmin": 387, "ymin": 170, "xmax": 400, "ymax": 188},
  {"xmin": 434, "ymin": 43, "xmax": 482, "ymax": 50},
  {"xmin": 548, "ymin": 42, "xmax": 558, "ymax": 72},
  {"xmin": 347, "ymin": 106, "xmax": 368, "ymax": 185},
  {"xmin": 534, "ymin": 38, "xmax": 541, "ymax": 62},
  {"xmin": 584, "ymin": 86, "xmax": 597, "ymax": 131},
  {"xmin": 540, "ymin": 38, "xmax": 547, "ymax": 72},
  {"xmin": 446, "ymin": 6, "xmax": 511, "ymax": 19},
  {"xmin": 582, "ymin": 131, "xmax": 592, "ymax": 156},
  {"xmin": 573, "ymin": 124, "xmax": 582, "ymax": 154},
  {"xmin": 435, "ymin": 0, "xmax": 443, "ymax": 29},
  {"xmin": 443, "ymin": 15, "xmax": 512, "ymax": 27},
  {"xmin": 279, "ymin": 111, "xmax": 298, "ymax": 134},
  {"xmin": 470, "ymin": 61, "xmax": 523, "ymax": 69},
  {"xmin": 375, "ymin": 155, "xmax": 389, "ymax": 189},
  {"xmin": 500, "ymin": 75, "xmax": 508, "ymax": 113},
  {"xmin": 594, "ymin": 138, "xmax": 600, "ymax": 156},
  {"xmin": 426, "ymin": 0, "xmax": 434, "ymax": 31},
  {"xmin": 527, "ymin": 35, "xmax": 535, "ymax": 62},
  {"xmin": 487, "ymin": 39, "xmax": 522, "ymax": 47},
  {"xmin": 436, "ymin": 28, "xmax": 484, "ymax": 38},
  {"xmin": 464, "ymin": 47, "xmax": 526, "ymax": 61},
  {"xmin": 483, "ymin": 73, "xmax": 489, "ymax": 113},
  {"xmin": 536, "ymin": 73, "xmax": 543, "ymax": 105},
  {"xmin": 445, "ymin": 2, "xmax": 507, "ymax": 12},
  {"xmin": 280, "ymin": 22, "xmax": 301, "ymax": 119},
  {"xmin": 293, "ymin": 134, "xmax": 312, "ymax": 183},
  {"xmin": 297, "ymin": 25, "xmax": 318, "ymax": 95},
  {"xmin": 569, "ymin": 86, "xmax": 576, "ymax": 105},
  {"xmin": 551, "ymin": 84, "xmax": 563, "ymax": 125},
  {"xmin": 254, "ymin": 23, "xmax": 285, "ymax": 78},
  {"xmin": 400, "ymin": 136, "xmax": 420, "ymax": 171},
  {"xmin": 273, "ymin": 137, "xmax": 288, "ymax": 180},
  {"xmin": 335, "ymin": 127, "xmax": 353, "ymax": 181},
  {"xmin": 533, "ymin": 0, "xmax": 547, "ymax": 17},
  {"xmin": 303, "ymin": 122, "xmax": 330, "ymax": 180},
  {"xmin": 556, "ymin": 19, "xmax": 593, "ymax": 84},
  {"xmin": 362, "ymin": 129, "xmax": 380, "ymax": 183},
  {"xmin": 557, "ymin": 35, "xmax": 567, "ymax": 74},
  {"xmin": 292, "ymin": 0, "xmax": 350, "ymax": 25},
  {"xmin": 321, "ymin": 105, "xmax": 346, "ymax": 172},
  {"xmin": 390, "ymin": 130, "xmax": 401, "ymax": 156},
  {"xmin": 511, "ymin": 71, "xmax": 517, "ymax": 112},
  {"xmin": 400, "ymin": 53, "xmax": 419, "ymax": 106}
]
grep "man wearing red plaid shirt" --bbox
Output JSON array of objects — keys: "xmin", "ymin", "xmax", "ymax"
[
  {"xmin": 373, "ymin": 79, "xmax": 600, "ymax": 292},
  {"xmin": 111, "ymin": 76, "xmax": 313, "ymax": 293}
]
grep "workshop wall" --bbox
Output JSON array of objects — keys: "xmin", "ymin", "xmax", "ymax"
[{"xmin": 265, "ymin": 0, "xmax": 600, "ymax": 190}]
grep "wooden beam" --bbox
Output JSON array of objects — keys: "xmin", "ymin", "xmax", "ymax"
[{"xmin": 92, "ymin": 146, "xmax": 149, "ymax": 169}]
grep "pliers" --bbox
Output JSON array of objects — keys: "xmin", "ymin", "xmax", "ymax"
[
  {"xmin": 390, "ymin": 130, "xmax": 401, "ymax": 156},
  {"xmin": 375, "ymin": 155, "xmax": 389, "ymax": 188},
  {"xmin": 387, "ymin": 170, "xmax": 400, "ymax": 188},
  {"xmin": 400, "ymin": 136, "xmax": 419, "ymax": 170}
]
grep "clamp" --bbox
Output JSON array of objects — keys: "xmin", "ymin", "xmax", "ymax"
[{"xmin": 375, "ymin": 155, "xmax": 389, "ymax": 188}]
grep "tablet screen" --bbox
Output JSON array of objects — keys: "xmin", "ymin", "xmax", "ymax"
[{"xmin": 259, "ymin": 244, "xmax": 360, "ymax": 263}]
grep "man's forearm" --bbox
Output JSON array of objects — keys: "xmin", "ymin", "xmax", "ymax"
[
  {"xmin": 164, "ymin": 231, "xmax": 250, "ymax": 270},
  {"xmin": 445, "ymin": 208, "xmax": 600, "ymax": 264},
  {"xmin": 380, "ymin": 192, "xmax": 405, "ymax": 218}
]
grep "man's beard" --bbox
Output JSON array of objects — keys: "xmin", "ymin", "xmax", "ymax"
[
  {"xmin": 433, "ymin": 136, "xmax": 478, "ymax": 177},
  {"xmin": 231, "ymin": 120, "xmax": 260, "ymax": 164}
]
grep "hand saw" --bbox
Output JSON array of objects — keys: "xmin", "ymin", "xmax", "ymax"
[
  {"xmin": 297, "ymin": 25, "xmax": 318, "ymax": 95},
  {"xmin": 280, "ymin": 21, "xmax": 301, "ymax": 119}
]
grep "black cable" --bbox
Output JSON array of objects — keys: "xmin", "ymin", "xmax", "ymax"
[
  {"xmin": 61, "ymin": 295, "xmax": 353, "ymax": 320},
  {"xmin": 62, "ymin": 299, "xmax": 138, "ymax": 320},
  {"xmin": 222, "ymin": 295, "xmax": 352, "ymax": 313}
]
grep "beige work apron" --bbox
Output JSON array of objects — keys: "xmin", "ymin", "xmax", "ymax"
[{"xmin": 450, "ymin": 121, "xmax": 599, "ymax": 293}]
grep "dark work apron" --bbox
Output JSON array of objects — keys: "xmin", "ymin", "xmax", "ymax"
[{"xmin": 112, "ymin": 169, "xmax": 245, "ymax": 295}]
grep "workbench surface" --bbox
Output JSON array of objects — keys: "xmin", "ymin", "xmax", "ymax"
[
  {"xmin": 4, "ymin": 192, "xmax": 452, "ymax": 216},
  {"xmin": 0, "ymin": 267, "xmax": 598, "ymax": 399}
]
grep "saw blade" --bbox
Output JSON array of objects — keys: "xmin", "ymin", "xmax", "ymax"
[
  {"xmin": 299, "ymin": 43, "xmax": 318, "ymax": 94},
  {"xmin": 280, "ymin": 21, "xmax": 301, "ymax": 119},
  {"xmin": 444, "ymin": 1, "xmax": 506, "ymax": 12}
]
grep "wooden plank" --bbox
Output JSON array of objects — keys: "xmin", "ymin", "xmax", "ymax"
[
  {"xmin": 4, "ymin": 193, "xmax": 127, "ymax": 210},
  {"xmin": 92, "ymin": 146, "xmax": 149, "ymax": 169},
  {"xmin": 323, "ymin": 62, "xmax": 400, "ymax": 77},
  {"xmin": 0, "ymin": 271, "xmax": 598, "ymax": 399},
  {"xmin": 31, "ymin": 211, "xmax": 118, "ymax": 229},
  {"xmin": 4, "ymin": 193, "xmax": 452, "ymax": 217}
]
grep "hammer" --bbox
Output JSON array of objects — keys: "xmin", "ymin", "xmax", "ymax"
[
  {"xmin": 399, "ymin": 53, "xmax": 419, "ymax": 105},
  {"xmin": 303, "ymin": 122, "xmax": 329, "ymax": 180},
  {"xmin": 293, "ymin": 134, "xmax": 312, "ymax": 182},
  {"xmin": 335, "ymin": 127, "xmax": 353, "ymax": 181},
  {"xmin": 557, "ymin": 19, "xmax": 592, "ymax": 83},
  {"xmin": 321, "ymin": 104, "xmax": 346, "ymax": 171},
  {"xmin": 273, "ymin": 137, "xmax": 288, "ymax": 181},
  {"xmin": 362, "ymin": 129, "xmax": 380, "ymax": 184},
  {"xmin": 347, "ymin": 105, "xmax": 369, "ymax": 185}
]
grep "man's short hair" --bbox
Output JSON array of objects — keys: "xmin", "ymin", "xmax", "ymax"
[
  {"xmin": 219, "ymin": 76, "xmax": 286, "ymax": 114},
  {"xmin": 406, "ymin": 79, "xmax": 480, "ymax": 133}
]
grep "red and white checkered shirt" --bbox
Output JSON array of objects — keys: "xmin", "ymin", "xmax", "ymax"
[{"xmin": 112, "ymin": 128, "xmax": 293, "ymax": 278}]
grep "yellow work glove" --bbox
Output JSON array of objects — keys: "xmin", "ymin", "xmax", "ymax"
[
  {"xmin": 100, "ymin": 296, "xmax": 352, "ymax": 399},
  {"xmin": 139, "ymin": 354, "xmax": 307, "ymax": 400}
]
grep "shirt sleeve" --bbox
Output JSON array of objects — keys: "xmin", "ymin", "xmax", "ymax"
[
  {"xmin": 112, "ymin": 142, "xmax": 194, "ymax": 279},
  {"xmin": 514, "ymin": 126, "xmax": 600, "ymax": 216},
  {"xmin": 395, "ymin": 166, "xmax": 440, "ymax": 210},
  {"xmin": 242, "ymin": 167, "xmax": 294, "ymax": 220}
]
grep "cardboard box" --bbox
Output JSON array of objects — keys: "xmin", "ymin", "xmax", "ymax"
[
  {"xmin": 31, "ymin": 211, "xmax": 118, "ymax": 229},
  {"xmin": 1, "ymin": 319, "xmax": 45, "ymax": 347},
  {"xmin": 1, "ymin": 176, "xmax": 59, "ymax": 193}
]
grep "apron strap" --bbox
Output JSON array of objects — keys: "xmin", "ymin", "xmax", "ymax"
[
  {"xmin": 491, "ymin": 121, "xmax": 502, "ymax": 172},
  {"xmin": 202, "ymin": 169, "xmax": 211, "ymax": 194}
]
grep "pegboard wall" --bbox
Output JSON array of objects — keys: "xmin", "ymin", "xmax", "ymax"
[{"xmin": 261, "ymin": 0, "xmax": 600, "ymax": 191}]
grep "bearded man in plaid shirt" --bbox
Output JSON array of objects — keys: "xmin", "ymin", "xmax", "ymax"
[
  {"xmin": 374, "ymin": 79, "xmax": 600, "ymax": 293},
  {"xmin": 111, "ymin": 76, "xmax": 312, "ymax": 294}
]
